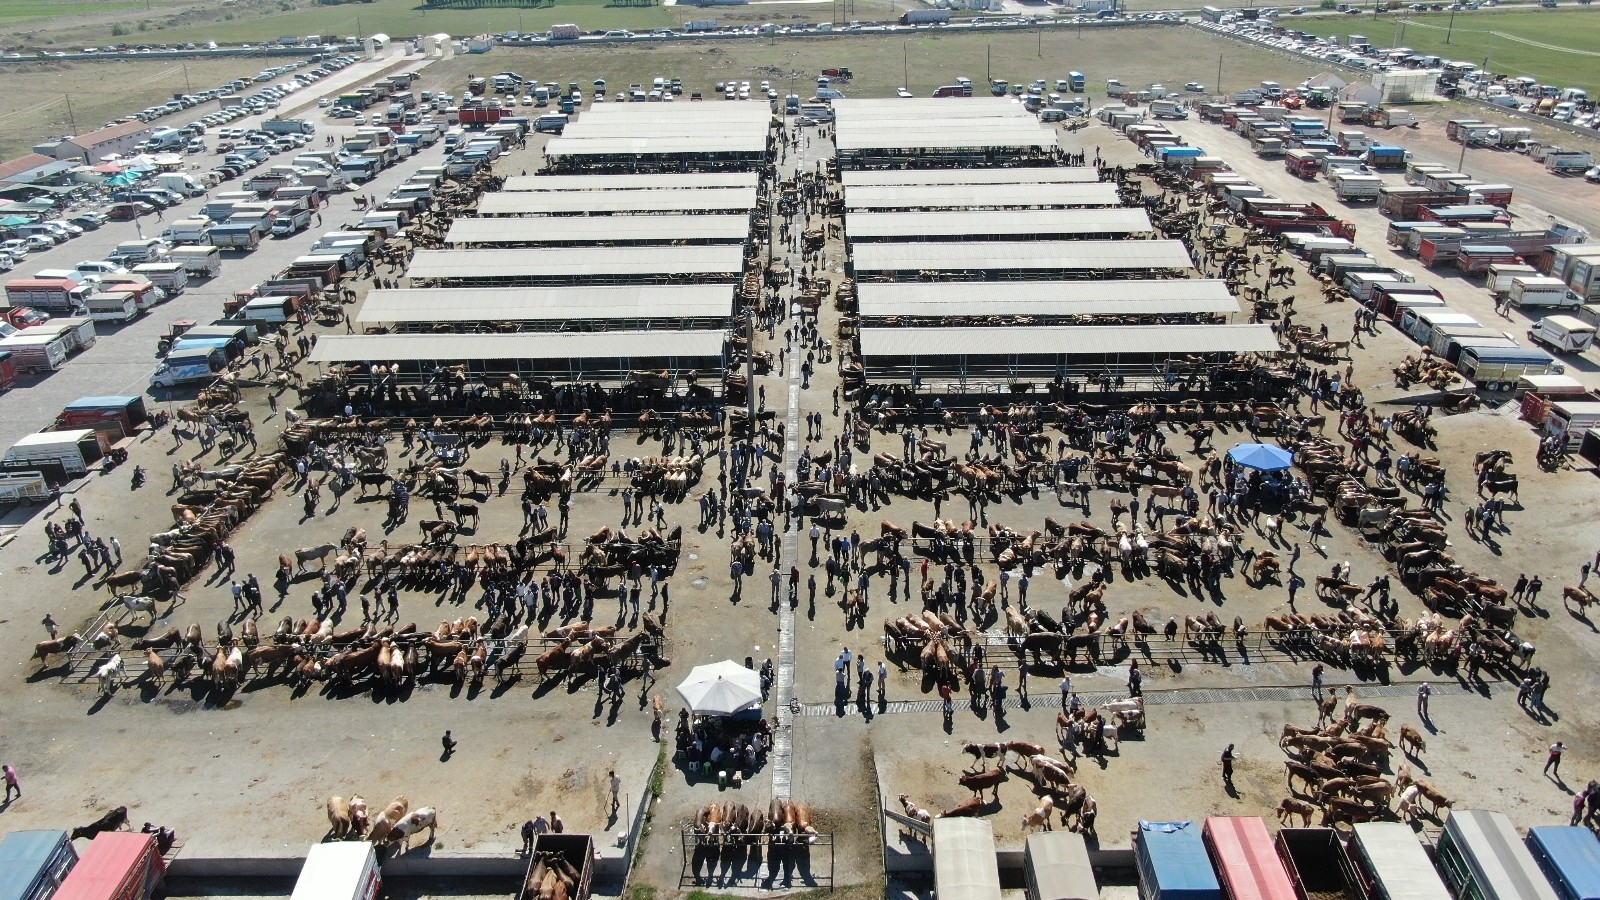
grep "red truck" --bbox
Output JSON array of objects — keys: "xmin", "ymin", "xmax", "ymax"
[
  {"xmin": 2, "ymin": 304, "xmax": 51, "ymax": 328},
  {"xmin": 0, "ymin": 350, "xmax": 16, "ymax": 391},
  {"xmin": 459, "ymin": 106, "xmax": 506, "ymax": 126},
  {"xmin": 53, "ymin": 833, "xmax": 164, "ymax": 900}
]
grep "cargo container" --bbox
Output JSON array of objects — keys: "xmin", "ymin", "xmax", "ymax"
[
  {"xmin": 1025, "ymin": 832, "xmax": 1098, "ymax": 900},
  {"xmin": 1525, "ymin": 827, "xmax": 1600, "ymax": 900},
  {"xmin": 55, "ymin": 396, "xmax": 148, "ymax": 439},
  {"xmin": 1430, "ymin": 324, "xmax": 1510, "ymax": 362},
  {"xmin": 1459, "ymin": 346, "xmax": 1562, "ymax": 390},
  {"xmin": 1136, "ymin": 821, "xmax": 1222, "ymax": 900},
  {"xmin": 1487, "ymin": 263, "xmax": 1539, "ymax": 296},
  {"xmin": 0, "ymin": 349, "xmax": 14, "ymax": 391},
  {"xmin": 1341, "ymin": 823, "xmax": 1452, "ymax": 900},
  {"xmin": 51, "ymin": 835, "xmax": 161, "ymax": 900},
  {"xmin": 2, "ymin": 430, "xmax": 103, "ymax": 478},
  {"xmin": 1456, "ymin": 245, "xmax": 1522, "ymax": 275},
  {"xmin": 1511, "ymin": 276, "xmax": 1578, "ymax": 309},
  {"xmin": 0, "ymin": 334, "xmax": 69, "ymax": 373},
  {"xmin": 130, "ymin": 263, "xmax": 187, "ymax": 297},
  {"xmin": 0, "ymin": 830, "xmax": 78, "ymax": 900},
  {"xmin": 1402, "ymin": 308, "xmax": 1479, "ymax": 345},
  {"xmin": 520, "ymin": 835, "xmax": 593, "ymax": 900},
  {"xmin": 290, "ymin": 843, "xmax": 380, "ymax": 900},
  {"xmin": 85, "ymin": 292, "xmax": 138, "ymax": 325},
  {"xmin": 1332, "ymin": 173, "xmax": 1381, "ymax": 201},
  {"xmin": 209, "ymin": 224, "xmax": 261, "ymax": 251}
]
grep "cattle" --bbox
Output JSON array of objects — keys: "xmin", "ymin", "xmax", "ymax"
[
  {"xmin": 389, "ymin": 807, "xmax": 439, "ymax": 855},
  {"xmin": 958, "ymin": 767, "xmax": 1006, "ymax": 801},
  {"xmin": 95, "ymin": 654, "xmax": 126, "ymax": 696}
]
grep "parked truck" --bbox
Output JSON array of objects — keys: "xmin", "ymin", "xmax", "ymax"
[
  {"xmin": 271, "ymin": 209, "xmax": 313, "ymax": 237},
  {"xmin": 1, "ymin": 430, "xmax": 104, "ymax": 478},
  {"xmin": 0, "ymin": 333, "xmax": 69, "ymax": 374},
  {"xmin": 149, "ymin": 346, "xmax": 226, "ymax": 388},
  {"xmin": 1511, "ymin": 276, "xmax": 1579, "ymax": 309},
  {"xmin": 1365, "ymin": 146, "xmax": 1408, "ymax": 170},
  {"xmin": 1529, "ymin": 314, "xmax": 1597, "ymax": 353},
  {"xmin": 1332, "ymin": 173, "xmax": 1382, "ymax": 202},
  {"xmin": 0, "ymin": 349, "xmax": 14, "ymax": 393},
  {"xmin": 1547, "ymin": 150, "xmax": 1594, "ymax": 174},
  {"xmin": 85, "ymin": 292, "xmax": 139, "ymax": 325},
  {"xmin": 1149, "ymin": 100, "xmax": 1188, "ymax": 120},
  {"xmin": 55, "ymin": 396, "xmax": 148, "ymax": 441},
  {"xmin": 5, "ymin": 279, "xmax": 89, "ymax": 316},
  {"xmin": 131, "ymin": 263, "xmax": 189, "ymax": 297},
  {"xmin": 0, "ymin": 469, "xmax": 51, "ymax": 506},
  {"xmin": 290, "ymin": 843, "xmax": 380, "ymax": 900},
  {"xmin": 548, "ymin": 23, "xmax": 581, "ymax": 41},
  {"xmin": 520, "ymin": 835, "xmax": 593, "ymax": 900},
  {"xmin": 263, "ymin": 118, "xmax": 315, "ymax": 135},
  {"xmin": 1274, "ymin": 828, "xmax": 1356, "ymax": 900},
  {"xmin": 53, "ymin": 832, "xmax": 164, "ymax": 900},
  {"xmin": 209, "ymin": 223, "xmax": 261, "ymax": 251}
]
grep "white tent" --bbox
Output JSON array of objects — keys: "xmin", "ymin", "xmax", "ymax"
[{"xmin": 676, "ymin": 660, "xmax": 762, "ymax": 716}]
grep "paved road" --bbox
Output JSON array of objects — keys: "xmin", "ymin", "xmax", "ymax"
[{"xmin": 0, "ymin": 46, "xmax": 438, "ymax": 455}]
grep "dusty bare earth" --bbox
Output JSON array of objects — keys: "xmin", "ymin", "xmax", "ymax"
[{"xmin": 3, "ymin": 42, "xmax": 1600, "ymax": 900}]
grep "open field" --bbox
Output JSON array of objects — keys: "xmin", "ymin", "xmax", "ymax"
[
  {"xmin": 0, "ymin": 0, "xmax": 149, "ymax": 25},
  {"xmin": 26, "ymin": 0, "xmax": 912, "ymax": 50},
  {"xmin": 1295, "ymin": 7, "xmax": 1600, "ymax": 96},
  {"xmin": 402, "ymin": 25, "xmax": 1320, "ymax": 105},
  {"xmin": 0, "ymin": 56, "xmax": 280, "ymax": 160}
]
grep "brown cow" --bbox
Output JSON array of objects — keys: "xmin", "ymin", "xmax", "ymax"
[{"xmin": 958, "ymin": 766, "xmax": 1006, "ymax": 801}]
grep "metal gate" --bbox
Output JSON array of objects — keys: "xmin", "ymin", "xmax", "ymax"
[{"xmin": 678, "ymin": 829, "xmax": 834, "ymax": 891}]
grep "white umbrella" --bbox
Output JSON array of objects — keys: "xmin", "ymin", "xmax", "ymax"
[{"xmin": 676, "ymin": 660, "xmax": 762, "ymax": 716}]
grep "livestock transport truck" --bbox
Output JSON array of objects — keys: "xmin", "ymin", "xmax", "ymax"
[{"xmin": 521, "ymin": 834, "xmax": 593, "ymax": 900}]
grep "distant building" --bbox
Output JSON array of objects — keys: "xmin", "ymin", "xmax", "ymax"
[
  {"xmin": 40, "ymin": 120, "xmax": 154, "ymax": 163},
  {"xmin": 0, "ymin": 153, "xmax": 75, "ymax": 187}
]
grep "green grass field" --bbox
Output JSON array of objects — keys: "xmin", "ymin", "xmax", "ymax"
[
  {"xmin": 35, "ymin": 0, "xmax": 912, "ymax": 47},
  {"xmin": 1294, "ymin": 8, "xmax": 1600, "ymax": 95},
  {"xmin": 0, "ymin": 0, "xmax": 148, "ymax": 24}
]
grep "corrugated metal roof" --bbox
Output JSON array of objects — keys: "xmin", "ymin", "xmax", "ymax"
[
  {"xmin": 478, "ymin": 188, "xmax": 757, "ymax": 215},
  {"xmin": 841, "ymin": 168, "xmax": 1098, "ymax": 187},
  {"xmin": 446, "ymin": 215, "xmax": 748, "ymax": 245},
  {"xmin": 577, "ymin": 104, "xmax": 773, "ymax": 124},
  {"xmin": 836, "ymin": 127, "xmax": 1060, "ymax": 153},
  {"xmin": 408, "ymin": 246, "xmax": 745, "ymax": 279},
  {"xmin": 843, "ymin": 183, "xmax": 1120, "ymax": 210},
  {"xmin": 309, "ymin": 331, "xmax": 726, "ymax": 363},
  {"xmin": 501, "ymin": 173, "xmax": 759, "ymax": 191},
  {"xmin": 858, "ymin": 279, "xmax": 1238, "ymax": 317},
  {"xmin": 357, "ymin": 285, "xmax": 735, "ymax": 322},
  {"xmin": 849, "ymin": 208, "xmax": 1152, "ymax": 240},
  {"xmin": 835, "ymin": 98, "xmax": 1038, "ymax": 119},
  {"xmin": 851, "ymin": 240, "xmax": 1194, "ymax": 272},
  {"xmin": 861, "ymin": 325, "xmax": 1278, "ymax": 358},
  {"xmin": 543, "ymin": 135, "xmax": 768, "ymax": 157}
]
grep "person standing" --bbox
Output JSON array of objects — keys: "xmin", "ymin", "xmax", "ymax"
[
  {"xmin": 41, "ymin": 614, "xmax": 58, "ymax": 640},
  {"xmin": 608, "ymin": 769, "xmax": 622, "ymax": 814},
  {"xmin": 1059, "ymin": 675, "xmax": 1073, "ymax": 709},
  {"xmin": 1417, "ymin": 682, "xmax": 1432, "ymax": 719},
  {"xmin": 841, "ymin": 646, "xmax": 853, "ymax": 689},
  {"xmin": 1546, "ymin": 741, "xmax": 1565, "ymax": 778},
  {"xmin": 1311, "ymin": 663, "xmax": 1324, "ymax": 696},
  {"xmin": 2, "ymin": 764, "xmax": 19, "ymax": 801},
  {"xmin": 1220, "ymin": 745, "xmax": 1235, "ymax": 789},
  {"xmin": 878, "ymin": 660, "xmax": 888, "ymax": 704},
  {"xmin": 520, "ymin": 820, "xmax": 536, "ymax": 854}
]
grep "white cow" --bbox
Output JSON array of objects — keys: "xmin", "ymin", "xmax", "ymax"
[
  {"xmin": 389, "ymin": 807, "xmax": 439, "ymax": 855},
  {"xmin": 96, "ymin": 654, "xmax": 126, "ymax": 696}
]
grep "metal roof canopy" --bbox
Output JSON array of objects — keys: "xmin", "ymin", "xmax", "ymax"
[
  {"xmin": 477, "ymin": 188, "xmax": 757, "ymax": 216},
  {"xmin": 841, "ymin": 168, "xmax": 1099, "ymax": 187},
  {"xmin": 851, "ymin": 240, "xmax": 1194, "ymax": 273},
  {"xmin": 357, "ymin": 285, "xmax": 735, "ymax": 323},
  {"xmin": 407, "ymin": 246, "xmax": 745, "ymax": 280},
  {"xmin": 834, "ymin": 97, "xmax": 1040, "ymax": 119},
  {"xmin": 848, "ymin": 208, "xmax": 1152, "ymax": 241},
  {"xmin": 861, "ymin": 324, "xmax": 1279, "ymax": 359},
  {"xmin": 837, "ymin": 127, "xmax": 1061, "ymax": 153},
  {"xmin": 446, "ymin": 215, "xmax": 748, "ymax": 245},
  {"xmin": 843, "ymin": 183, "xmax": 1120, "ymax": 210},
  {"xmin": 309, "ymin": 331, "xmax": 726, "ymax": 363},
  {"xmin": 577, "ymin": 103, "xmax": 773, "ymax": 123},
  {"xmin": 501, "ymin": 173, "xmax": 759, "ymax": 191},
  {"xmin": 543, "ymin": 135, "xmax": 768, "ymax": 157},
  {"xmin": 858, "ymin": 279, "xmax": 1238, "ymax": 317}
]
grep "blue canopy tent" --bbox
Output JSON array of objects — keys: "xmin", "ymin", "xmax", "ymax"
[{"xmin": 1228, "ymin": 442, "xmax": 1293, "ymax": 472}]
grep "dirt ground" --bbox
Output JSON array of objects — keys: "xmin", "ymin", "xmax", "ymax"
[{"xmin": 4, "ymin": 48, "xmax": 1600, "ymax": 900}]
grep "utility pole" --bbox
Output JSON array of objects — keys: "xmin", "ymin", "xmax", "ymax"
[
  {"xmin": 1216, "ymin": 53, "xmax": 1223, "ymax": 97},
  {"xmin": 986, "ymin": 43, "xmax": 991, "ymax": 84},
  {"xmin": 64, "ymin": 93, "xmax": 78, "ymax": 135},
  {"xmin": 1037, "ymin": 28, "xmax": 1042, "ymax": 58},
  {"xmin": 181, "ymin": 58, "xmax": 193, "ymax": 94},
  {"xmin": 1445, "ymin": 5, "xmax": 1455, "ymax": 42},
  {"xmin": 903, "ymin": 43, "xmax": 908, "ymax": 88}
]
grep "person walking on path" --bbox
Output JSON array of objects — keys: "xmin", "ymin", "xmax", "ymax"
[
  {"xmin": 608, "ymin": 770, "xmax": 621, "ymax": 814},
  {"xmin": 1546, "ymin": 741, "xmax": 1565, "ymax": 778},
  {"xmin": 1220, "ymin": 745, "xmax": 1235, "ymax": 789},
  {"xmin": 1417, "ymin": 682, "xmax": 1432, "ymax": 719},
  {"xmin": 3, "ymin": 764, "xmax": 19, "ymax": 801},
  {"xmin": 42, "ymin": 615, "xmax": 57, "ymax": 640},
  {"xmin": 1311, "ymin": 663, "xmax": 1324, "ymax": 696},
  {"xmin": 441, "ymin": 730, "xmax": 458, "ymax": 760}
]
